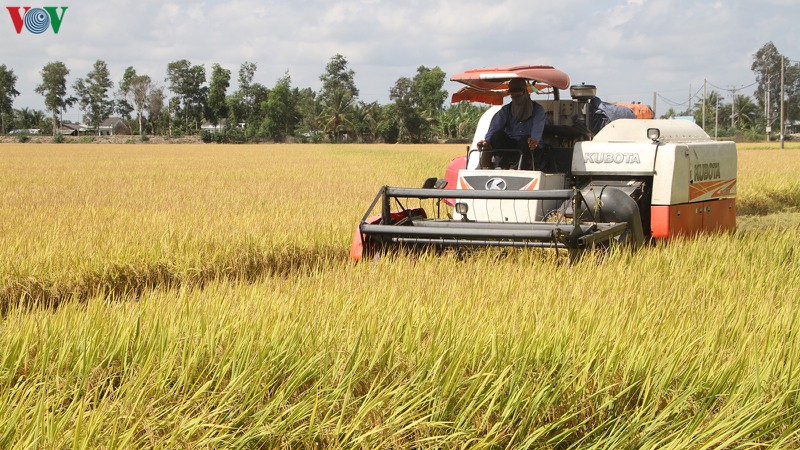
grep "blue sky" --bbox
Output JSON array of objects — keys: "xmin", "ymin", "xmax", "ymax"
[{"xmin": 3, "ymin": 0, "xmax": 799, "ymax": 121}]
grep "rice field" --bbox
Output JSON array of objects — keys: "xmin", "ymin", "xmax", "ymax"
[{"xmin": 1, "ymin": 142, "xmax": 800, "ymax": 448}]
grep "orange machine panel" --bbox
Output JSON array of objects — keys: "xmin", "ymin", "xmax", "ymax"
[
  {"xmin": 651, "ymin": 204, "xmax": 703, "ymax": 239},
  {"xmin": 701, "ymin": 198, "xmax": 736, "ymax": 232},
  {"xmin": 651, "ymin": 199, "xmax": 736, "ymax": 239}
]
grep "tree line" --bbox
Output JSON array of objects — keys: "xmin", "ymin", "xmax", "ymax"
[
  {"xmin": 0, "ymin": 54, "xmax": 486, "ymax": 143},
  {"xmin": 0, "ymin": 43, "xmax": 797, "ymax": 142}
]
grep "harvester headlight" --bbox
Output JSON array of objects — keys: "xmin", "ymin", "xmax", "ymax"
[
  {"xmin": 647, "ymin": 128, "xmax": 661, "ymax": 142},
  {"xmin": 455, "ymin": 202, "xmax": 469, "ymax": 216}
]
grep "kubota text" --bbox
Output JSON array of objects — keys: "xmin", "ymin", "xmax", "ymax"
[{"xmin": 583, "ymin": 152, "xmax": 641, "ymax": 164}]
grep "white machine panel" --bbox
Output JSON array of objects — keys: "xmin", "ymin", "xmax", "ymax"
[
  {"xmin": 454, "ymin": 170, "xmax": 566, "ymax": 222},
  {"xmin": 572, "ymin": 141, "xmax": 657, "ymax": 175},
  {"xmin": 651, "ymin": 141, "xmax": 737, "ymax": 205}
]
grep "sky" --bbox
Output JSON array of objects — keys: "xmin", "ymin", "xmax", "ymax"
[{"xmin": 3, "ymin": 0, "xmax": 800, "ymax": 122}]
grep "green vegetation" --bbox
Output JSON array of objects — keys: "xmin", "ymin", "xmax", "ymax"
[
  {"xmin": 9, "ymin": 42, "xmax": 798, "ymax": 143},
  {"xmin": 4, "ymin": 55, "xmax": 486, "ymax": 143},
  {"xmin": 1, "ymin": 144, "xmax": 800, "ymax": 448}
]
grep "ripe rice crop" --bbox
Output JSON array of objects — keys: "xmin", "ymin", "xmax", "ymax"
[
  {"xmin": 1, "ymin": 143, "xmax": 800, "ymax": 448},
  {"xmin": 737, "ymin": 145, "xmax": 800, "ymax": 217},
  {"xmin": 0, "ymin": 144, "xmax": 462, "ymax": 310}
]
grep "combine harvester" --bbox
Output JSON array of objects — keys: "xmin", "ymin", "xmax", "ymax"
[{"xmin": 350, "ymin": 65, "xmax": 737, "ymax": 261}]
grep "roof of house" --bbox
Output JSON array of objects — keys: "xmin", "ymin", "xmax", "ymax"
[
  {"xmin": 60, "ymin": 123, "xmax": 88, "ymax": 131},
  {"xmin": 99, "ymin": 117, "xmax": 125, "ymax": 128}
]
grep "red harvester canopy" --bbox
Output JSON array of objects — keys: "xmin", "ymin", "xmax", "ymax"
[{"xmin": 449, "ymin": 65, "xmax": 571, "ymax": 105}]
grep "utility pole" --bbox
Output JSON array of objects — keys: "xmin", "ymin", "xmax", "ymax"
[
  {"xmin": 702, "ymin": 79, "xmax": 707, "ymax": 131},
  {"xmin": 780, "ymin": 56, "xmax": 785, "ymax": 149},
  {"xmin": 766, "ymin": 76, "xmax": 771, "ymax": 142},
  {"xmin": 653, "ymin": 92, "xmax": 657, "ymax": 117},
  {"xmin": 715, "ymin": 96, "xmax": 719, "ymax": 141}
]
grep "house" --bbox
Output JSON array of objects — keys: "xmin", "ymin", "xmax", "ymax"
[
  {"xmin": 201, "ymin": 123, "xmax": 223, "ymax": 132},
  {"xmin": 201, "ymin": 119, "xmax": 227, "ymax": 132},
  {"xmin": 98, "ymin": 117, "xmax": 131, "ymax": 136},
  {"xmin": 9, "ymin": 128, "xmax": 41, "ymax": 135},
  {"xmin": 59, "ymin": 122, "xmax": 89, "ymax": 136}
]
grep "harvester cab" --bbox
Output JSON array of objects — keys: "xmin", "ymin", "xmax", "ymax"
[{"xmin": 350, "ymin": 65, "xmax": 737, "ymax": 261}]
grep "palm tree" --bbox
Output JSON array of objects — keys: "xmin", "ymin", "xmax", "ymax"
[
  {"xmin": 353, "ymin": 101, "xmax": 382, "ymax": 142},
  {"xmin": 732, "ymin": 95, "xmax": 759, "ymax": 128},
  {"xmin": 693, "ymin": 91, "xmax": 725, "ymax": 131},
  {"xmin": 14, "ymin": 107, "xmax": 45, "ymax": 129},
  {"xmin": 320, "ymin": 87, "xmax": 356, "ymax": 141},
  {"xmin": 437, "ymin": 102, "xmax": 486, "ymax": 140}
]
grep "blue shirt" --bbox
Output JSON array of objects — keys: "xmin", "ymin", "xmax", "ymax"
[{"xmin": 485, "ymin": 100, "xmax": 545, "ymax": 144}]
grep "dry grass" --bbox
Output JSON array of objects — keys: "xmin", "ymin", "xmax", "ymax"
[{"xmin": 1, "ymin": 142, "xmax": 800, "ymax": 448}]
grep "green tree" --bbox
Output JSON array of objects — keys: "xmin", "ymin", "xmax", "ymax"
[
  {"xmin": 73, "ymin": 60, "xmax": 115, "ymax": 134},
  {"xmin": 146, "ymin": 86, "xmax": 166, "ymax": 135},
  {"xmin": 294, "ymin": 87, "xmax": 322, "ymax": 141},
  {"xmin": 119, "ymin": 67, "xmax": 153, "ymax": 136},
  {"xmin": 35, "ymin": 61, "xmax": 75, "ymax": 135},
  {"xmin": 752, "ymin": 42, "xmax": 784, "ymax": 125},
  {"xmin": 260, "ymin": 72, "xmax": 295, "ymax": 141},
  {"xmin": 317, "ymin": 54, "xmax": 358, "ymax": 141},
  {"xmin": 732, "ymin": 94, "xmax": 759, "ymax": 128},
  {"xmin": 786, "ymin": 63, "xmax": 800, "ymax": 131},
  {"xmin": 166, "ymin": 97, "xmax": 181, "ymax": 136},
  {"xmin": 438, "ymin": 101, "xmax": 487, "ymax": 140},
  {"xmin": 388, "ymin": 66, "xmax": 448, "ymax": 142},
  {"xmin": 115, "ymin": 68, "xmax": 135, "ymax": 120},
  {"xmin": 389, "ymin": 76, "xmax": 421, "ymax": 142},
  {"xmin": 354, "ymin": 101, "xmax": 383, "ymax": 142},
  {"xmin": 412, "ymin": 66, "xmax": 447, "ymax": 118},
  {"xmin": 752, "ymin": 42, "xmax": 800, "ymax": 131},
  {"xmin": 226, "ymin": 62, "xmax": 254, "ymax": 128},
  {"xmin": 377, "ymin": 103, "xmax": 400, "ymax": 143},
  {"xmin": 319, "ymin": 54, "xmax": 359, "ymax": 103},
  {"xmin": 166, "ymin": 59, "xmax": 207, "ymax": 132},
  {"xmin": 693, "ymin": 91, "xmax": 725, "ymax": 131},
  {"xmin": 227, "ymin": 61, "xmax": 268, "ymax": 134},
  {"xmin": 320, "ymin": 87, "xmax": 356, "ymax": 141},
  {"xmin": 13, "ymin": 107, "xmax": 46, "ymax": 130},
  {"xmin": 0, "ymin": 65, "xmax": 20, "ymax": 134},
  {"xmin": 239, "ymin": 61, "xmax": 256, "ymax": 88},
  {"xmin": 206, "ymin": 63, "xmax": 230, "ymax": 127}
]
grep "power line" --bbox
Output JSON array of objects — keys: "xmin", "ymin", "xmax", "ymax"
[
  {"xmin": 706, "ymin": 80, "xmax": 758, "ymax": 93},
  {"xmin": 657, "ymin": 84, "xmax": 705, "ymax": 108},
  {"xmin": 656, "ymin": 94, "xmax": 690, "ymax": 107}
]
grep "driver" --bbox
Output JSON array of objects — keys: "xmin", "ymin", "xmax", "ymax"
[{"xmin": 476, "ymin": 78, "xmax": 545, "ymax": 169}]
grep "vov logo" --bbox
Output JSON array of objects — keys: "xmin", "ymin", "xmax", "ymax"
[{"xmin": 6, "ymin": 6, "xmax": 68, "ymax": 34}]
